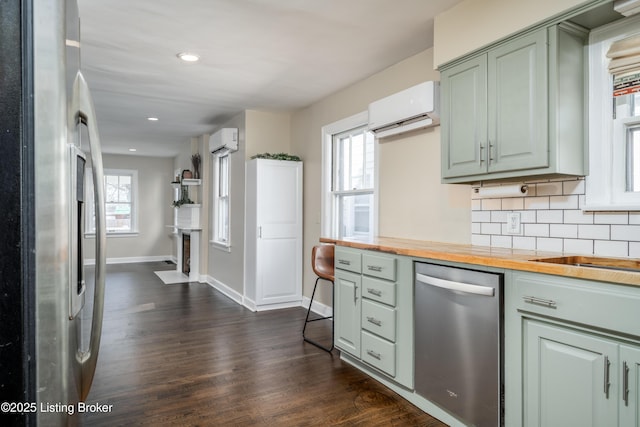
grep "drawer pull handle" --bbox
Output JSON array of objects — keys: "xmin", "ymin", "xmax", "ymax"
[
  {"xmin": 366, "ymin": 316, "xmax": 382, "ymax": 327},
  {"xmin": 367, "ymin": 288, "xmax": 382, "ymax": 297},
  {"xmin": 523, "ymin": 295, "xmax": 557, "ymax": 308},
  {"xmin": 367, "ymin": 349, "xmax": 381, "ymax": 360},
  {"xmin": 604, "ymin": 356, "xmax": 611, "ymax": 398},
  {"xmin": 367, "ymin": 265, "xmax": 383, "ymax": 272},
  {"xmin": 338, "ymin": 259, "xmax": 351, "ymax": 266},
  {"xmin": 623, "ymin": 361, "xmax": 630, "ymax": 406}
]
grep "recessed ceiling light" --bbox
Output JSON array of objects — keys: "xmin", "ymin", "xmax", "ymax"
[
  {"xmin": 177, "ymin": 52, "xmax": 200, "ymax": 62},
  {"xmin": 128, "ymin": 148, "xmax": 137, "ymax": 152},
  {"xmin": 147, "ymin": 117, "xmax": 159, "ymax": 121}
]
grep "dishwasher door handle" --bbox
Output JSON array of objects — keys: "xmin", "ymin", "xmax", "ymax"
[{"xmin": 416, "ymin": 273, "xmax": 495, "ymax": 297}]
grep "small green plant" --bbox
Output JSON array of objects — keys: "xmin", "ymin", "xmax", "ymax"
[
  {"xmin": 171, "ymin": 197, "xmax": 194, "ymax": 208},
  {"xmin": 251, "ymin": 152, "xmax": 301, "ymax": 161}
]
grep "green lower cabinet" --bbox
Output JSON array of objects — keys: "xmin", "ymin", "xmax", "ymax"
[
  {"xmin": 334, "ymin": 270, "xmax": 361, "ymax": 358},
  {"xmin": 524, "ymin": 319, "xmax": 640, "ymax": 427},
  {"xmin": 620, "ymin": 345, "xmax": 640, "ymax": 427}
]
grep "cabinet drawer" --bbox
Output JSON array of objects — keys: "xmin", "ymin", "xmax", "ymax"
[
  {"xmin": 362, "ymin": 253, "xmax": 396, "ymax": 281},
  {"xmin": 514, "ymin": 272, "xmax": 640, "ymax": 339},
  {"xmin": 362, "ymin": 276, "xmax": 396, "ymax": 307},
  {"xmin": 361, "ymin": 331, "xmax": 396, "ymax": 377},
  {"xmin": 362, "ymin": 299, "xmax": 396, "ymax": 342},
  {"xmin": 334, "ymin": 247, "xmax": 361, "ymax": 274}
]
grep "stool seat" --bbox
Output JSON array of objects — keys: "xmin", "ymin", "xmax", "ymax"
[
  {"xmin": 303, "ymin": 244, "xmax": 335, "ymax": 352},
  {"xmin": 312, "ymin": 244, "xmax": 334, "ymax": 282}
]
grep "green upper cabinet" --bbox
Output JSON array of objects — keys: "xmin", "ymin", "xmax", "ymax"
[{"xmin": 441, "ymin": 23, "xmax": 588, "ymax": 183}]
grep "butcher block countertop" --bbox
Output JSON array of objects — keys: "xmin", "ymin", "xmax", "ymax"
[{"xmin": 320, "ymin": 236, "xmax": 640, "ymax": 287}]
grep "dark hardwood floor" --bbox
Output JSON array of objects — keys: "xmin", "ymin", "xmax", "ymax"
[{"xmin": 82, "ymin": 262, "xmax": 447, "ymax": 426}]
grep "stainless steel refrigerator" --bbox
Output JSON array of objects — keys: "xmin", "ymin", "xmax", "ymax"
[{"xmin": 0, "ymin": 0, "xmax": 107, "ymax": 425}]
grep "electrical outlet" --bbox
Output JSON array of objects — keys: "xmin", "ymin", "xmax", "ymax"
[{"xmin": 507, "ymin": 212, "xmax": 521, "ymax": 235}]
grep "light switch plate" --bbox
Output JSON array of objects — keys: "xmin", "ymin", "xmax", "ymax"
[{"xmin": 507, "ymin": 212, "xmax": 521, "ymax": 235}]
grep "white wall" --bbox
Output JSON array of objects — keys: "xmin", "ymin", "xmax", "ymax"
[
  {"xmin": 291, "ymin": 48, "xmax": 471, "ymax": 306},
  {"xmin": 434, "ymin": 0, "xmax": 590, "ymax": 66},
  {"xmin": 85, "ymin": 153, "xmax": 174, "ymax": 262}
]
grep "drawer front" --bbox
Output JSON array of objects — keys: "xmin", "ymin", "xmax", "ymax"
[
  {"xmin": 362, "ymin": 253, "xmax": 396, "ymax": 281},
  {"xmin": 362, "ymin": 276, "xmax": 396, "ymax": 307},
  {"xmin": 335, "ymin": 247, "xmax": 362, "ymax": 274},
  {"xmin": 514, "ymin": 272, "xmax": 640, "ymax": 338},
  {"xmin": 362, "ymin": 299, "xmax": 396, "ymax": 342},
  {"xmin": 361, "ymin": 331, "xmax": 396, "ymax": 377}
]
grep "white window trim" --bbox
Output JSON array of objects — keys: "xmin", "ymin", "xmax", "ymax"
[
  {"xmin": 210, "ymin": 151, "xmax": 231, "ymax": 250},
  {"xmin": 321, "ymin": 111, "xmax": 379, "ymax": 239},
  {"xmin": 85, "ymin": 168, "xmax": 139, "ymax": 237},
  {"xmin": 586, "ymin": 13, "xmax": 640, "ymax": 211}
]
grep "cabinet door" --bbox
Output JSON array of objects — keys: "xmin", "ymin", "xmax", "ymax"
[
  {"xmin": 488, "ymin": 29, "xmax": 548, "ymax": 173},
  {"xmin": 524, "ymin": 320, "xmax": 618, "ymax": 427},
  {"xmin": 620, "ymin": 345, "xmax": 640, "ymax": 427},
  {"xmin": 334, "ymin": 270, "xmax": 361, "ymax": 358},
  {"xmin": 441, "ymin": 54, "xmax": 488, "ymax": 178}
]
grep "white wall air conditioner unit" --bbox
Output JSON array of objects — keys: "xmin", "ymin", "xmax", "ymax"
[
  {"xmin": 209, "ymin": 127, "xmax": 239, "ymax": 154},
  {"xmin": 368, "ymin": 81, "xmax": 440, "ymax": 139}
]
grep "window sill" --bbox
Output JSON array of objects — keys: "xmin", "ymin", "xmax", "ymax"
[
  {"xmin": 210, "ymin": 241, "xmax": 231, "ymax": 253},
  {"xmin": 85, "ymin": 231, "xmax": 140, "ymax": 238}
]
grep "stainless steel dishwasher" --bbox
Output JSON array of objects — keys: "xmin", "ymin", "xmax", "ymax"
[{"xmin": 414, "ymin": 262, "xmax": 503, "ymax": 427}]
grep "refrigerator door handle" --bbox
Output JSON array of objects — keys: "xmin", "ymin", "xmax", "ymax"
[
  {"xmin": 73, "ymin": 71, "xmax": 106, "ymax": 401},
  {"xmin": 415, "ymin": 273, "xmax": 495, "ymax": 297}
]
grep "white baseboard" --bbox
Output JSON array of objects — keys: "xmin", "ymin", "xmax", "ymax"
[
  {"xmin": 84, "ymin": 255, "xmax": 174, "ymax": 266},
  {"xmin": 302, "ymin": 296, "xmax": 333, "ymax": 318},
  {"xmin": 204, "ymin": 275, "xmax": 244, "ymax": 306}
]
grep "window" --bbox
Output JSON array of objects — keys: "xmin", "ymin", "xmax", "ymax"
[
  {"xmin": 586, "ymin": 15, "xmax": 640, "ymax": 209},
  {"xmin": 86, "ymin": 169, "xmax": 138, "ymax": 235},
  {"xmin": 322, "ymin": 112, "xmax": 378, "ymax": 240},
  {"xmin": 212, "ymin": 152, "xmax": 230, "ymax": 247}
]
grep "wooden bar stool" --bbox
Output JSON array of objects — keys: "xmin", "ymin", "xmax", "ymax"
[{"xmin": 303, "ymin": 244, "xmax": 334, "ymax": 352}]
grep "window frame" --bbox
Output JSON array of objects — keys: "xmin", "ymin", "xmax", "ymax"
[
  {"xmin": 85, "ymin": 168, "xmax": 139, "ymax": 236},
  {"xmin": 321, "ymin": 111, "xmax": 379, "ymax": 240},
  {"xmin": 211, "ymin": 151, "xmax": 231, "ymax": 250},
  {"xmin": 586, "ymin": 13, "xmax": 640, "ymax": 210}
]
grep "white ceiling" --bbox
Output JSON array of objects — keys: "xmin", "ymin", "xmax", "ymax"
[{"xmin": 77, "ymin": 0, "xmax": 461, "ymax": 157}]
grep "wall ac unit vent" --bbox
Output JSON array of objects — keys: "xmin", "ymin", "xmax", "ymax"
[
  {"xmin": 368, "ymin": 81, "xmax": 439, "ymax": 139},
  {"xmin": 209, "ymin": 128, "xmax": 238, "ymax": 154}
]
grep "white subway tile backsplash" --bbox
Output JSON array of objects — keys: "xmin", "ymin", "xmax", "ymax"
[
  {"xmin": 564, "ymin": 239, "xmax": 594, "ymax": 254},
  {"xmin": 502, "ymin": 197, "xmax": 524, "ymax": 210},
  {"xmin": 491, "ymin": 235, "xmax": 512, "ymax": 248},
  {"xmin": 481, "ymin": 222, "xmax": 502, "ymax": 235},
  {"xmin": 564, "ymin": 209, "xmax": 594, "ymax": 224},
  {"xmin": 520, "ymin": 210, "xmax": 537, "ymax": 223},
  {"xmin": 524, "ymin": 223, "xmax": 549, "ymax": 237},
  {"xmin": 471, "ymin": 222, "xmax": 481, "ymax": 234},
  {"xmin": 472, "ymin": 234, "xmax": 491, "ymax": 246},
  {"xmin": 482, "ymin": 198, "xmax": 501, "ymax": 211},
  {"xmin": 611, "ymin": 225, "xmax": 640, "ymax": 242},
  {"xmin": 562, "ymin": 179, "xmax": 585, "ymax": 195},
  {"xmin": 550, "ymin": 224, "xmax": 578, "ymax": 239},
  {"xmin": 537, "ymin": 238, "xmax": 563, "ymax": 253},
  {"xmin": 491, "ymin": 211, "xmax": 508, "ymax": 223},
  {"xmin": 537, "ymin": 210, "xmax": 563, "ymax": 224},
  {"xmin": 594, "ymin": 240, "xmax": 628, "ymax": 257},
  {"xmin": 549, "ymin": 195, "xmax": 579, "ymax": 210},
  {"xmin": 578, "ymin": 224, "xmax": 610, "ymax": 240},
  {"xmin": 472, "ymin": 211, "xmax": 491, "ymax": 223},
  {"xmin": 593, "ymin": 212, "xmax": 628, "ymax": 225},
  {"xmin": 524, "ymin": 196, "xmax": 550, "ymax": 210},
  {"xmin": 513, "ymin": 236, "xmax": 536, "ymax": 250},
  {"xmin": 469, "ymin": 178, "xmax": 640, "ymax": 258},
  {"xmin": 536, "ymin": 182, "xmax": 563, "ymax": 196}
]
